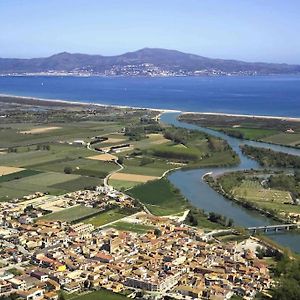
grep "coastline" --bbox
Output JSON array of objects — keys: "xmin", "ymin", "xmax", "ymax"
[
  {"xmin": 1, "ymin": 92, "xmax": 300, "ymax": 121},
  {"xmin": 0, "ymin": 93, "xmax": 180, "ymax": 114},
  {"xmin": 181, "ymin": 111, "xmax": 300, "ymax": 122}
]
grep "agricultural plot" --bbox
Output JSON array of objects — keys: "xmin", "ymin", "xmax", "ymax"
[
  {"xmin": 261, "ymin": 132, "xmax": 300, "ymax": 147},
  {"xmin": 87, "ymin": 153, "xmax": 117, "ymax": 162},
  {"xmin": 146, "ymin": 133, "xmax": 169, "ymax": 145},
  {"xmin": 28, "ymin": 156, "xmax": 118, "ymax": 179},
  {"xmin": 39, "ymin": 205, "xmax": 101, "ymax": 222},
  {"xmin": 121, "ymin": 156, "xmax": 172, "ymax": 177},
  {"xmin": 0, "ymin": 171, "xmax": 97, "ymax": 201},
  {"xmin": 0, "ymin": 121, "xmax": 123, "ymax": 148},
  {"xmin": 108, "ymin": 179, "xmax": 140, "ymax": 190},
  {"xmin": 110, "ymin": 173, "xmax": 158, "ymax": 183},
  {"xmin": 232, "ymin": 186, "xmax": 292, "ymax": 203},
  {"xmin": 0, "ymin": 144, "xmax": 92, "ymax": 168},
  {"xmin": 20, "ymin": 126, "xmax": 61, "ymax": 135},
  {"xmin": 0, "ymin": 169, "xmax": 41, "ymax": 183},
  {"xmin": 128, "ymin": 178, "xmax": 187, "ymax": 216},
  {"xmin": 0, "ymin": 166, "xmax": 25, "ymax": 176},
  {"xmin": 230, "ymin": 179, "xmax": 300, "ymax": 215}
]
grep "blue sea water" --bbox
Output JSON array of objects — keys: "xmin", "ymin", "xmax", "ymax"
[{"xmin": 0, "ymin": 75, "xmax": 300, "ymax": 117}]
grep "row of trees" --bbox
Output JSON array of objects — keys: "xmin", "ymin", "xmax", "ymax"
[{"xmin": 241, "ymin": 145, "xmax": 300, "ymax": 168}]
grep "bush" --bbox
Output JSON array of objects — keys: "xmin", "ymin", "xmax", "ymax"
[{"xmin": 64, "ymin": 166, "xmax": 73, "ymax": 174}]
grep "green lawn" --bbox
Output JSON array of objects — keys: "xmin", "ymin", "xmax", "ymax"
[
  {"xmin": 106, "ymin": 221, "xmax": 154, "ymax": 234},
  {"xmin": 128, "ymin": 178, "xmax": 187, "ymax": 216},
  {"xmin": 39, "ymin": 205, "xmax": 102, "ymax": 222},
  {"xmin": 83, "ymin": 208, "xmax": 130, "ymax": 227}
]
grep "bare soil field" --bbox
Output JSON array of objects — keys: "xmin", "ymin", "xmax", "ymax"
[
  {"xmin": 147, "ymin": 133, "xmax": 169, "ymax": 145},
  {"xmin": 101, "ymin": 138, "xmax": 126, "ymax": 144},
  {"xmin": 20, "ymin": 126, "xmax": 61, "ymax": 134},
  {"xmin": 0, "ymin": 166, "xmax": 25, "ymax": 176},
  {"xmin": 87, "ymin": 153, "xmax": 118, "ymax": 162},
  {"xmin": 110, "ymin": 172, "xmax": 158, "ymax": 182}
]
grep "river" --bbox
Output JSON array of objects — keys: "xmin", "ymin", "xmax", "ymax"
[{"xmin": 161, "ymin": 112, "xmax": 300, "ymax": 253}]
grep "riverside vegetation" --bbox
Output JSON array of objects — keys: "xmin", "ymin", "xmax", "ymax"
[{"xmin": 179, "ymin": 113, "xmax": 300, "ymax": 148}]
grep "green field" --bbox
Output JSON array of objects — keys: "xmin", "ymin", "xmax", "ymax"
[
  {"xmin": 30, "ymin": 157, "xmax": 118, "ymax": 179},
  {"xmin": 232, "ymin": 180, "xmax": 292, "ymax": 203},
  {"xmin": 0, "ymin": 169, "xmax": 41, "ymax": 183},
  {"xmin": 39, "ymin": 205, "xmax": 102, "ymax": 222},
  {"xmin": 230, "ymin": 179, "xmax": 300, "ymax": 215},
  {"xmin": 214, "ymin": 127, "xmax": 279, "ymax": 140},
  {"xmin": 190, "ymin": 150, "xmax": 239, "ymax": 167},
  {"xmin": 106, "ymin": 221, "xmax": 154, "ymax": 234},
  {"xmin": 0, "ymin": 144, "xmax": 92, "ymax": 167},
  {"xmin": 120, "ymin": 156, "xmax": 171, "ymax": 176},
  {"xmin": 0, "ymin": 121, "xmax": 123, "ymax": 148},
  {"xmin": 128, "ymin": 178, "xmax": 187, "ymax": 216},
  {"xmin": 70, "ymin": 290, "xmax": 127, "ymax": 300},
  {"xmin": 83, "ymin": 208, "xmax": 130, "ymax": 227},
  {"xmin": 262, "ymin": 132, "xmax": 300, "ymax": 146},
  {"xmin": 0, "ymin": 171, "xmax": 85, "ymax": 201},
  {"xmin": 108, "ymin": 179, "xmax": 140, "ymax": 190}
]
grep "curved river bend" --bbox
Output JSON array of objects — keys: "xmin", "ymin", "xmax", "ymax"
[{"xmin": 161, "ymin": 112, "xmax": 300, "ymax": 253}]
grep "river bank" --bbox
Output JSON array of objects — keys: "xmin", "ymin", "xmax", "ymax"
[{"xmin": 162, "ymin": 112, "xmax": 300, "ymax": 253}]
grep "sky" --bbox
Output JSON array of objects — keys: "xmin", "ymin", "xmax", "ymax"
[{"xmin": 1, "ymin": 0, "xmax": 300, "ymax": 64}]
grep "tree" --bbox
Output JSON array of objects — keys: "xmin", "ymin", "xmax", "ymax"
[
  {"xmin": 64, "ymin": 166, "xmax": 72, "ymax": 174},
  {"xmin": 117, "ymin": 156, "xmax": 124, "ymax": 165}
]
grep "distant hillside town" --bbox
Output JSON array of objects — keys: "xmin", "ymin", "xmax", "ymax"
[{"xmin": 1, "ymin": 48, "xmax": 300, "ymax": 76}]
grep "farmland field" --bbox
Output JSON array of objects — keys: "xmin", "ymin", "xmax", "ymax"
[
  {"xmin": 110, "ymin": 172, "xmax": 158, "ymax": 183},
  {"xmin": 0, "ymin": 171, "xmax": 100, "ymax": 201},
  {"xmin": 108, "ymin": 179, "xmax": 140, "ymax": 190},
  {"xmin": 261, "ymin": 132, "xmax": 300, "ymax": 146},
  {"xmin": 128, "ymin": 178, "xmax": 187, "ymax": 216},
  {"xmin": 29, "ymin": 156, "xmax": 118, "ymax": 179}
]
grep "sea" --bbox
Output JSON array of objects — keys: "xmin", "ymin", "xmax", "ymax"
[{"xmin": 0, "ymin": 75, "xmax": 300, "ymax": 117}]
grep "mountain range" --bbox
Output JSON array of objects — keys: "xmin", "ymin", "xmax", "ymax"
[{"xmin": 1, "ymin": 48, "xmax": 300, "ymax": 76}]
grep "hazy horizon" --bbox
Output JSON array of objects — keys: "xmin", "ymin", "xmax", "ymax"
[{"xmin": 1, "ymin": 0, "xmax": 300, "ymax": 64}]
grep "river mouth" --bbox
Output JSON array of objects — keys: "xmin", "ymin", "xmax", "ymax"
[{"xmin": 161, "ymin": 112, "xmax": 300, "ymax": 253}]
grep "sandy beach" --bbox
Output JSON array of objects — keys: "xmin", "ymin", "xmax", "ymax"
[
  {"xmin": 1, "ymin": 93, "xmax": 300, "ymax": 121},
  {"xmin": 0, "ymin": 93, "xmax": 180, "ymax": 114}
]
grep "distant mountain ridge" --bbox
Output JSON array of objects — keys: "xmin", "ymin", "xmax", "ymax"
[{"xmin": 1, "ymin": 48, "xmax": 300, "ymax": 76}]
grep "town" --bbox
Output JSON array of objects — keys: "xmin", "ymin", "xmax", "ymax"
[{"xmin": 0, "ymin": 183, "xmax": 272, "ymax": 300}]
